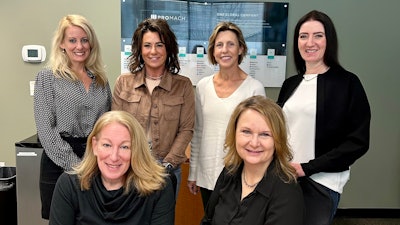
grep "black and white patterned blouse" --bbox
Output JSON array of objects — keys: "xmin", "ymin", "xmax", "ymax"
[{"xmin": 34, "ymin": 69, "xmax": 111, "ymax": 171}]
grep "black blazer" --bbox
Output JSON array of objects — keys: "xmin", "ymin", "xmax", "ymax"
[{"xmin": 277, "ymin": 66, "xmax": 371, "ymax": 176}]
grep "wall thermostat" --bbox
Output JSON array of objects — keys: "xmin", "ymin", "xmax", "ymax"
[{"xmin": 22, "ymin": 45, "xmax": 46, "ymax": 63}]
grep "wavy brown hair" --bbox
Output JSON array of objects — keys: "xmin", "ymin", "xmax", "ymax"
[{"xmin": 128, "ymin": 18, "xmax": 180, "ymax": 74}]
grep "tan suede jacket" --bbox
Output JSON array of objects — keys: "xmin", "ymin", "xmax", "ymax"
[{"xmin": 112, "ymin": 70, "xmax": 195, "ymax": 167}]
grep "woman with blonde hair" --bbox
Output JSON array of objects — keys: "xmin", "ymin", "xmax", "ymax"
[
  {"xmin": 201, "ymin": 96, "xmax": 304, "ymax": 225},
  {"xmin": 49, "ymin": 111, "xmax": 175, "ymax": 225},
  {"xmin": 188, "ymin": 21, "xmax": 265, "ymax": 208},
  {"xmin": 34, "ymin": 14, "xmax": 111, "ymax": 219}
]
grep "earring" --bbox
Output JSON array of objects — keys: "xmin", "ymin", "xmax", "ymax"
[{"xmin": 62, "ymin": 49, "xmax": 66, "ymax": 53}]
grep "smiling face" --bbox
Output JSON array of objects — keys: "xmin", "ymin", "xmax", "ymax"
[
  {"xmin": 298, "ymin": 20, "xmax": 327, "ymax": 66},
  {"xmin": 92, "ymin": 122, "xmax": 132, "ymax": 190},
  {"xmin": 213, "ymin": 30, "xmax": 243, "ymax": 69},
  {"xmin": 141, "ymin": 31, "xmax": 167, "ymax": 75},
  {"xmin": 59, "ymin": 25, "xmax": 90, "ymax": 67},
  {"xmin": 235, "ymin": 109, "xmax": 275, "ymax": 167}
]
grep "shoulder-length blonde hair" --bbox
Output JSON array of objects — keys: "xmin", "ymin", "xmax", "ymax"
[
  {"xmin": 47, "ymin": 14, "xmax": 108, "ymax": 87},
  {"xmin": 224, "ymin": 95, "xmax": 297, "ymax": 183},
  {"xmin": 73, "ymin": 110, "xmax": 167, "ymax": 196},
  {"xmin": 207, "ymin": 21, "xmax": 247, "ymax": 65}
]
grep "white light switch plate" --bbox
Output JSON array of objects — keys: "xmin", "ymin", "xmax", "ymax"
[{"xmin": 30, "ymin": 81, "xmax": 35, "ymax": 96}]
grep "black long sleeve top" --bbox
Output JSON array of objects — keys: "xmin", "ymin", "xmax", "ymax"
[
  {"xmin": 49, "ymin": 172, "xmax": 175, "ymax": 225},
  {"xmin": 277, "ymin": 66, "xmax": 371, "ymax": 176},
  {"xmin": 201, "ymin": 161, "xmax": 304, "ymax": 225}
]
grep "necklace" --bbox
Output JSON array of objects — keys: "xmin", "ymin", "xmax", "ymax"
[
  {"xmin": 303, "ymin": 66, "xmax": 330, "ymax": 81},
  {"xmin": 242, "ymin": 171, "xmax": 259, "ymax": 188},
  {"xmin": 303, "ymin": 74, "xmax": 318, "ymax": 81},
  {"xmin": 145, "ymin": 74, "xmax": 163, "ymax": 80}
]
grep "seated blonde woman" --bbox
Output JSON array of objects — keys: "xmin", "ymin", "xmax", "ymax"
[
  {"xmin": 201, "ymin": 96, "xmax": 304, "ymax": 225},
  {"xmin": 49, "ymin": 111, "xmax": 175, "ymax": 225}
]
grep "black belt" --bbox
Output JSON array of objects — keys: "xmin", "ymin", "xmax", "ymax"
[{"xmin": 60, "ymin": 132, "xmax": 87, "ymax": 158}]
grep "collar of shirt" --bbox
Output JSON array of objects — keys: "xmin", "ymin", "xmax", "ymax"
[{"xmin": 133, "ymin": 70, "xmax": 173, "ymax": 92}]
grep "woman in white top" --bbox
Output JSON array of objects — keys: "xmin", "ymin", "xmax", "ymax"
[
  {"xmin": 187, "ymin": 21, "xmax": 266, "ymax": 209},
  {"xmin": 278, "ymin": 10, "xmax": 370, "ymax": 225}
]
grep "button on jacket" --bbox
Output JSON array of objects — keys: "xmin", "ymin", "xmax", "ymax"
[{"xmin": 112, "ymin": 71, "xmax": 195, "ymax": 166}]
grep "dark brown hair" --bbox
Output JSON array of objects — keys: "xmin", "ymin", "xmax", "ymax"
[
  {"xmin": 293, "ymin": 10, "xmax": 343, "ymax": 74},
  {"xmin": 128, "ymin": 18, "xmax": 180, "ymax": 74}
]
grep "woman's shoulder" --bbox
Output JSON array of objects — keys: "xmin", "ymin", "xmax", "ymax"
[
  {"xmin": 324, "ymin": 66, "xmax": 364, "ymax": 85},
  {"xmin": 196, "ymin": 75, "xmax": 214, "ymax": 86},
  {"xmin": 59, "ymin": 172, "xmax": 78, "ymax": 182},
  {"xmin": 244, "ymin": 75, "xmax": 265, "ymax": 89},
  {"xmin": 259, "ymin": 171, "xmax": 302, "ymax": 200},
  {"xmin": 279, "ymin": 74, "xmax": 303, "ymax": 92},
  {"xmin": 36, "ymin": 68, "xmax": 54, "ymax": 78},
  {"xmin": 114, "ymin": 72, "xmax": 142, "ymax": 87},
  {"xmin": 56, "ymin": 172, "xmax": 80, "ymax": 191},
  {"xmin": 245, "ymin": 75, "xmax": 263, "ymax": 83},
  {"xmin": 116, "ymin": 72, "xmax": 136, "ymax": 80},
  {"xmin": 325, "ymin": 66, "xmax": 356, "ymax": 77},
  {"xmin": 171, "ymin": 73, "xmax": 194, "ymax": 84},
  {"xmin": 283, "ymin": 74, "xmax": 302, "ymax": 83},
  {"xmin": 35, "ymin": 69, "xmax": 58, "ymax": 86}
]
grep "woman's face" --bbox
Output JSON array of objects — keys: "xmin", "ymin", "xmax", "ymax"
[
  {"xmin": 60, "ymin": 25, "xmax": 91, "ymax": 66},
  {"xmin": 92, "ymin": 122, "xmax": 132, "ymax": 190},
  {"xmin": 213, "ymin": 30, "xmax": 243, "ymax": 69},
  {"xmin": 235, "ymin": 109, "xmax": 275, "ymax": 167},
  {"xmin": 141, "ymin": 31, "xmax": 167, "ymax": 74},
  {"xmin": 298, "ymin": 20, "xmax": 326, "ymax": 65}
]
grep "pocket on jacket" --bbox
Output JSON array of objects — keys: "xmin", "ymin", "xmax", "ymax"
[
  {"xmin": 163, "ymin": 96, "xmax": 183, "ymax": 120},
  {"xmin": 117, "ymin": 91, "xmax": 141, "ymax": 114},
  {"xmin": 119, "ymin": 91, "xmax": 141, "ymax": 103}
]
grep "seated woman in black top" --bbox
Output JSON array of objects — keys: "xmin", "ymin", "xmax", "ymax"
[
  {"xmin": 49, "ymin": 111, "xmax": 175, "ymax": 225},
  {"xmin": 201, "ymin": 96, "xmax": 304, "ymax": 225}
]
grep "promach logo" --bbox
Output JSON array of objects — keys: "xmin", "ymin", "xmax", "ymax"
[{"xmin": 150, "ymin": 14, "xmax": 186, "ymax": 21}]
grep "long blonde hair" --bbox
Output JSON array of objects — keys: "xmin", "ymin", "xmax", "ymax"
[
  {"xmin": 47, "ymin": 14, "xmax": 108, "ymax": 87},
  {"xmin": 73, "ymin": 111, "xmax": 167, "ymax": 196},
  {"xmin": 224, "ymin": 96, "xmax": 297, "ymax": 183}
]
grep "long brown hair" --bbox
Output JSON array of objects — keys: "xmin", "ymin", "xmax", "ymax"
[{"xmin": 293, "ymin": 10, "xmax": 343, "ymax": 74}]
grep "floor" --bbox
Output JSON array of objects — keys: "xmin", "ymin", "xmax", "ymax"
[
  {"xmin": 176, "ymin": 160, "xmax": 400, "ymax": 225},
  {"xmin": 332, "ymin": 218, "xmax": 400, "ymax": 225}
]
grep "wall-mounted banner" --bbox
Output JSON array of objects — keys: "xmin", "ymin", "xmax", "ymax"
[{"xmin": 121, "ymin": 0, "xmax": 289, "ymax": 87}]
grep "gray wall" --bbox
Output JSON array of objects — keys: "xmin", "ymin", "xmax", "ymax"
[{"xmin": 1, "ymin": 0, "xmax": 398, "ymax": 209}]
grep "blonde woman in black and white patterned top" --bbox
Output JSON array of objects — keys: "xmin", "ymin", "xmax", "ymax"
[{"xmin": 33, "ymin": 14, "xmax": 111, "ymax": 220}]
